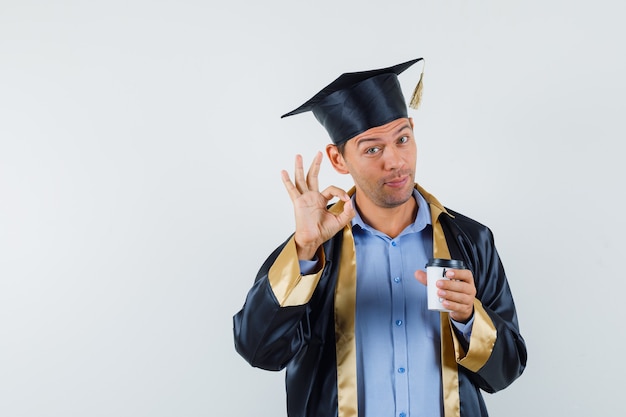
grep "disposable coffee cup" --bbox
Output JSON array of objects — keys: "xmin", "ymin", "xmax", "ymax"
[{"xmin": 425, "ymin": 258, "xmax": 467, "ymax": 311}]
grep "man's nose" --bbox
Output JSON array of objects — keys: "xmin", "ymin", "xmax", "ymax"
[{"xmin": 383, "ymin": 146, "xmax": 405, "ymax": 170}]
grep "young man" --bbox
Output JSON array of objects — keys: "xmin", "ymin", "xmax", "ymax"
[{"xmin": 233, "ymin": 58, "xmax": 527, "ymax": 417}]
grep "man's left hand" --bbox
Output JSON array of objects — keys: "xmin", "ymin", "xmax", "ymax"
[{"xmin": 414, "ymin": 268, "xmax": 477, "ymax": 323}]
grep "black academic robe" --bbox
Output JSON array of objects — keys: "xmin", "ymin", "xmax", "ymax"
[{"xmin": 233, "ymin": 185, "xmax": 527, "ymax": 417}]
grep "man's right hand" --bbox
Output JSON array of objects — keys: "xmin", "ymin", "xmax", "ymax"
[{"xmin": 281, "ymin": 152, "xmax": 356, "ymax": 261}]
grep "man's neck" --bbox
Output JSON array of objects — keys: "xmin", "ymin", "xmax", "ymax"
[{"xmin": 354, "ymin": 194, "xmax": 418, "ymax": 239}]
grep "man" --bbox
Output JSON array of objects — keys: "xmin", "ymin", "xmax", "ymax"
[{"xmin": 233, "ymin": 57, "xmax": 527, "ymax": 417}]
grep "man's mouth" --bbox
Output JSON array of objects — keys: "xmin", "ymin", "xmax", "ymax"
[{"xmin": 384, "ymin": 176, "xmax": 409, "ymax": 188}]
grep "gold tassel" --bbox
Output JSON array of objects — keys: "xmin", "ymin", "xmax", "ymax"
[{"xmin": 409, "ymin": 61, "xmax": 425, "ymax": 110}]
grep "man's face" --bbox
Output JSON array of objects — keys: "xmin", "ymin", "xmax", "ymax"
[{"xmin": 328, "ymin": 118, "xmax": 417, "ymax": 209}]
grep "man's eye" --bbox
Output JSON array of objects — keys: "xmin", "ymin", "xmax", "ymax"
[
  {"xmin": 398, "ymin": 136, "xmax": 409, "ymax": 144},
  {"xmin": 366, "ymin": 147, "xmax": 380, "ymax": 154}
]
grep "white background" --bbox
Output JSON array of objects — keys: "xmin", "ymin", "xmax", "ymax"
[{"xmin": 1, "ymin": 1, "xmax": 625, "ymax": 416}]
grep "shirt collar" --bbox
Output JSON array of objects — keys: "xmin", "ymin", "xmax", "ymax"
[{"xmin": 351, "ymin": 188, "xmax": 432, "ymax": 235}]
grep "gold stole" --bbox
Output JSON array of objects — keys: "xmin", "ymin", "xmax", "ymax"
[{"xmin": 422, "ymin": 187, "xmax": 461, "ymax": 417}]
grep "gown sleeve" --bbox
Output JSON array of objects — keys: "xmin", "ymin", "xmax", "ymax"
[{"xmin": 233, "ymin": 236, "xmax": 325, "ymax": 371}]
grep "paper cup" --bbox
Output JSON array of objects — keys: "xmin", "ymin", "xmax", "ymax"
[{"xmin": 425, "ymin": 258, "xmax": 466, "ymax": 311}]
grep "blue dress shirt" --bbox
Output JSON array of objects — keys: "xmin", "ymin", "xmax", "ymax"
[{"xmin": 352, "ymin": 190, "xmax": 440, "ymax": 417}]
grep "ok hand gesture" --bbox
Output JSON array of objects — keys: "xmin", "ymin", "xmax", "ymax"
[{"xmin": 281, "ymin": 152, "xmax": 356, "ymax": 261}]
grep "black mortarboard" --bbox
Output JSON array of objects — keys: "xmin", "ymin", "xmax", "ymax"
[{"xmin": 281, "ymin": 57, "xmax": 424, "ymax": 145}]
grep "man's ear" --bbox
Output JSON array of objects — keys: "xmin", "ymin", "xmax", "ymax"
[{"xmin": 325, "ymin": 144, "xmax": 349, "ymax": 174}]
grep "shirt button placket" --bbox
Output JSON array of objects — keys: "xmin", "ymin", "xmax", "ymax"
[{"xmin": 389, "ymin": 238, "xmax": 409, "ymax": 415}]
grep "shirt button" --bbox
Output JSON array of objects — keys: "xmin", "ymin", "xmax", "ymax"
[
  {"xmin": 399, "ymin": 413, "xmax": 407, "ymax": 417},
  {"xmin": 393, "ymin": 277, "xmax": 401, "ymax": 283},
  {"xmin": 398, "ymin": 367, "xmax": 405, "ymax": 373},
  {"xmin": 391, "ymin": 241, "xmax": 397, "ymax": 247},
  {"xmin": 395, "ymin": 320, "xmax": 403, "ymax": 326}
]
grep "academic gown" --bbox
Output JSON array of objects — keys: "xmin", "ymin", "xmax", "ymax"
[{"xmin": 233, "ymin": 184, "xmax": 527, "ymax": 417}]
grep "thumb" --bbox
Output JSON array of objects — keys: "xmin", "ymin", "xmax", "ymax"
[{"xmin": 414, "ymin": 270, "xmax": 427, "ymax": 286}]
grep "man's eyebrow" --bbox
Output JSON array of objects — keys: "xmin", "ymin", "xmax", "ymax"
[
  {"xmin": 395, "ymin": 123, "xmax": 413, "ymax": 134},
  {"xmin": 355, "ymin": 124, "xmax": 413, "ymax": 146}
]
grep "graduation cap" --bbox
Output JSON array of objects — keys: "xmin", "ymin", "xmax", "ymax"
[{"xmin": 281, "ymin": 57, "xmax": 425, "ymax": 145}]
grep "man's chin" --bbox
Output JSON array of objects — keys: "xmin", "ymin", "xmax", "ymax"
[{"xmin": 380, "ymin": 189, "xmax": 414, "ymax": 208}]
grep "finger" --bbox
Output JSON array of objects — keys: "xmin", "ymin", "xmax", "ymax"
[
  {"xmin": 437, "ymin": 284, "xmax": 474, "ymax": 315},
  {"xmin": 414, "ymin": 270, "xmax": 427, "ymax": 286},
  {"xmin": 438, "ymin": 285, "xmax": 473, "ymax": 305},
  {"xmin": 281, "ymin": 170, "xmax": 301, "ymax": 201},
  {"xmin": 437, "ymin": 278, "xmax": 476, "ymax": 298},
  {"xmin": 445, "ymin": 269, "xmax": 475, "ymax": 287},
  {"xmin": 319, "ymin": 185, "xmax": 350, "ymax": 203},
  {"xmin": 335, "ymin": 198, "xmax": 356, "ymax": 226},
  {"xmin": 293, "ymin": 154, "xmax": 308, "ymax": 193},
  {"xmin": 305, "ymin": 151, "xmax": 323, "ymax": 192}
]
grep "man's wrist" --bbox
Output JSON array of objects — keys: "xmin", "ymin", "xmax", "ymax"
[{"xmin": 295, "ymin": 239, "xmax": 321, "ymax": 261}]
